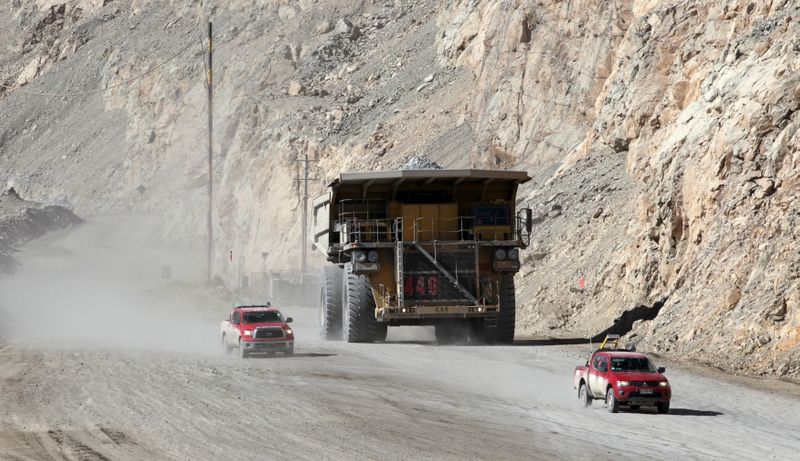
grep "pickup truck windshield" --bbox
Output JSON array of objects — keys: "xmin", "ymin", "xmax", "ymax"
[
  {"xmin": 242, "ymin": 312, "xmax": 282, "ymax": 323},
  {"xmin": 610, "ymin": 357, "xmax": 657, "ymax": 372}
]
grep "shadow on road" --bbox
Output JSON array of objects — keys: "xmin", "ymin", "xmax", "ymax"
[
  {"xmin": 384, "ymin": 340, "xmax": 436, "ymax": 345},
  {"xmin": 669, "ymin": 408, "xmax": 724, "ymax": 417},
  {"xmin": 514, "ymin": 338, "xmax": 593, "ymax": 346},
  {"xmin": 247, "ymin": 353, "xmax": 337, "ymax": 359}
]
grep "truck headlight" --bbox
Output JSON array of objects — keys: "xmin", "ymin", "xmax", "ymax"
[
  {"xmin": 367, "ymin": 250, "xmax": 379, "ymax": 263},
  {"xmin": 494, "ymin": 248, "xmax": 507, "ymax": 260},
  {"xmin": 284, "ymin": 328, "xmax": 293, "ymax": 335},
  {"xmin": 659, "ymin": 381, "xmax": 669, "ymax": 387},
  {"xmin": 243, "ymin": 330, "xmax": 253, "ymax": 336},
  {"xmin": 616, "ymin": 380, "xmax": 630, "ymax": 387},
  {"xmin": 353, "ymin": 250, "xmax": 367, "ymax": 262},
  {"xmin": 507, "ymin": 248, "xmax": 519, "ymax": 260}
]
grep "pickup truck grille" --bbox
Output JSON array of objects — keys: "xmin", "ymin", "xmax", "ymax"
[
  {"xmin": 254, "ymin": 328, "xmax": 284, "ymax": 339},
  {"xmin": 630, "ymin": 381, "xmax": 661, "ymax": 387}
]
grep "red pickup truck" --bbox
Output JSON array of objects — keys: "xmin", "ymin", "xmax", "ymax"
[
  {"xmin": 574, "ymin": 344, "xmax": 671, "ymax": 414},
  {"xmin": 220, "ymin": 305, "xmax": 294, "ymax": 358}
]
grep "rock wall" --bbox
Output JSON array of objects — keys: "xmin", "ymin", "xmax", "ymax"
[
  {"xmin": 436, "ymin": 0, "xmax": 800, "ymax": 378},
  {"xmin": 0, "ymin": 0, "xmax": 798, "ymax": 378}
]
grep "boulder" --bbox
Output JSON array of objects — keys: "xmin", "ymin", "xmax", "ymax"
[{"xmin": 288, "ymin": 81, "xmax": 306, "ymax": 96}]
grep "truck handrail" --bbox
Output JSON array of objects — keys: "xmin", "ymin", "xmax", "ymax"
[{"xmin": 335, "ymin": 215, "xmax": 531, "ymax": 245}]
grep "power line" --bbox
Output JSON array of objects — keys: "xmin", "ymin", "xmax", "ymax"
[
  {"xmin": 293, "ymin": 146, "xmax": 319, "ymax": 277},
  {"xmin": 0, "ymin": 39, "xmax": 195, "ymax": 98}
]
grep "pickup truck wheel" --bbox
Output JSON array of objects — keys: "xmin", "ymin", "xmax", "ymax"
[
  {"xmin": 494, "ymin": 274, "xmax": 516, "ymax": 345},
  {"xmin": 238, "ymin": 341, "xmax": 249, "ymax": 359},
  {"xmin": 656, "ymin": 401, "xmax": 670, "ymax": 414},
  {"xmin": 343, "ymin": 267, "xmax": 378, "ymax": 343},
  {"xmin": 320, "ymin": 266, "xmax": 344, "ymax": 340},
  {"xmin": 221, "ymin": 335, "xmax": 233, "ymax": 355},
  {"xmin": 606, "ymin": 388, "xmax": 619, "ymax": 413},
  {"xmin": 578, "ymin": 383, "xmax": 591, "ymax": 408}
]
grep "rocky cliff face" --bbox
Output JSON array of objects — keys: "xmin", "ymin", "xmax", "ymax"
[
  {"xmin": 1, "ymin": 0, "xmax": 798, "ymax": 379},
  {"xmin": 443, "ymin": 0, "xmax": 799, "ymax": 379}
]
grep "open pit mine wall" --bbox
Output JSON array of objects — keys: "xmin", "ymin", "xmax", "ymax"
[
  {"xmin": 0, "ymin": 1, "xmax": 798, "ymax": 378},
  {"xmin": 445, "ymin": 0, "xmax": 799, "ymax": 378}
]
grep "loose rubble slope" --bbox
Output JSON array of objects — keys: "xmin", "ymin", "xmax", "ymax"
[{"xmin": 0, "ymin": 187, "xmax": 82, "ymax": 274}]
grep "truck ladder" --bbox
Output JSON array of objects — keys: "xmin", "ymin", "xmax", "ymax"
[{"xmin": 395, "ymin": 218, "xmax": 405, "ymax": 308}]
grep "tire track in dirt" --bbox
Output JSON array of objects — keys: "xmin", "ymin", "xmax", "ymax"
[
  {"xmin": 0, "ymin": 427, "xmax": 147, "ymax": 461},
  {"xmin": 0, "ymin": 345, "xmax": 156, "ymax": 461}
]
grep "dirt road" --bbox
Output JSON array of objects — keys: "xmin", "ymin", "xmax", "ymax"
[
  {"xmin": 1, "ymin": 221, "xmax": 799, "ymax": 460},
  {"xmin": 2, "ymin": 323, "xmax": 800, "ymax": 460}
]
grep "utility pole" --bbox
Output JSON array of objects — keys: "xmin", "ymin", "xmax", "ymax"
[
  {"xmin": 295, "ymin": 146, "xmax": 317, "ymax": 279},
  {"xmin": 206, "ymin": 21, "xmax": 214, "ymax": 282}
]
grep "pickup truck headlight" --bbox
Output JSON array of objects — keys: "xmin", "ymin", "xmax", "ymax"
[
  {"xmin": 367, "ymin": 250, "xmax": 379, "ymax": 263},
  {"xmin": 494, "ymin": 248, "xmax": 507, "ymax": 260},
  {"xmin": 243, "ymin": 330, "xmax": 253, "ymax": 336},
  {"xmin": 507, "ymin": 248, "xmax": 520, "ymax": 260},
  {"xmin": 659, "ymin": 381, "xmax": 669, "ymax": 387},
  {"xmin": 353, "ymin": 250, "xmax": 367, "ymax": 263},
  {"xmin": 284, "ymin": 328, "xmax": 293, "ymax": 335},
  {"xmin": 617, "ymin": 380, "xmax": 630, "ymax": 387}
]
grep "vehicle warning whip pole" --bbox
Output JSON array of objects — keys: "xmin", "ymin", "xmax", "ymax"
[{"xmin": 206, "ymin": 21, "xmax": 214, "ymax": 282}]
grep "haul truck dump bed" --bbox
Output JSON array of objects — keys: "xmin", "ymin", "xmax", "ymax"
[{"xmin": 313, "ymin": 169, "xmax": 532, "ymax": 344}]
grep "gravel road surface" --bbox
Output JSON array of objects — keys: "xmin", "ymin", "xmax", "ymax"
[{"xmin": 1, "ymin": 221, "xmax": 799, "ymax": 460}]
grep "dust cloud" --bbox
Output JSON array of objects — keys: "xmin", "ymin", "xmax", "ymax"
[{"xmin": 0, "ymin": 215, "xmax": 226, "ymax": 355}]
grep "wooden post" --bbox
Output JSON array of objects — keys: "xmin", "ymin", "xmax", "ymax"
[{"xmin": 206, "ymin": 21, "xmax": 214, "ymax": 282}]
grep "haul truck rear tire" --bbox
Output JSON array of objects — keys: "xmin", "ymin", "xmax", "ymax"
[
  {"xmin": 376, "ymin": 323, "xmax": 388, "ymax": 342},
  {"xmin": 495, "ymin": 274, "xmax": 516, "ymax": 344},
  {"xmin": 435, "ymin": 321, "xmax": 469, "ymax": 345},
  {"xmin": 468, "ymin": 320, "xmax": 490, "ymax": 345},
  {"xmin": 320, "ymin": 266, "xmax": 344, "ymax": 340},
  {"xmin": 343, "ymin": 268, "xmax": 379, "ymax": 343}
]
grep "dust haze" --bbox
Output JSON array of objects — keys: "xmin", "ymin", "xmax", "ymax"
[
  {"xmin": 0, "ymin": 215, "xmax": 223, "ymax": 354},
  {"xmin": 0, "ymin": 213, "xmax": 438, "ymax": 352}
]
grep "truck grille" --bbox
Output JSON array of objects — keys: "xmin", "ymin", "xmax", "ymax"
[
  {"xmin": 402, "ymin": 249, "xmax": 476, "ymax": 303},
  {"xmin": 254, "ymin": 328, "xmax": 284, "ymax": 339},
  {"xmin": 629, "ymin": 381, "xmax": 661, "ymax": 387}
]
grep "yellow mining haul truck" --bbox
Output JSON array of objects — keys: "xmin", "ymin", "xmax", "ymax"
[{"xmin": 313, "ymin": 169, "xmax": 532, "ymax": 344}]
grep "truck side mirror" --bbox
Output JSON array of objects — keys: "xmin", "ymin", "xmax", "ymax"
[
  {"xmin": 286, "ymin": 317, "xmax": 293, "ymax": 323},
  {"xmin": 658, "ymin": 367, "xmax": 666, "ymax": 373},
  {"xmin": 525, "ymin": 208, "xmax": 533, "ymax": 234}
]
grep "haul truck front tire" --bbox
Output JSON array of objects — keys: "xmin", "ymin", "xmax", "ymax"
[
  {"xmin": 320, "ymin": 266, "xmax": 344, "ymax": 340},
  {"xmin": 343, "ymin": 267, "xmax": 379, "ymax": 343}
]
